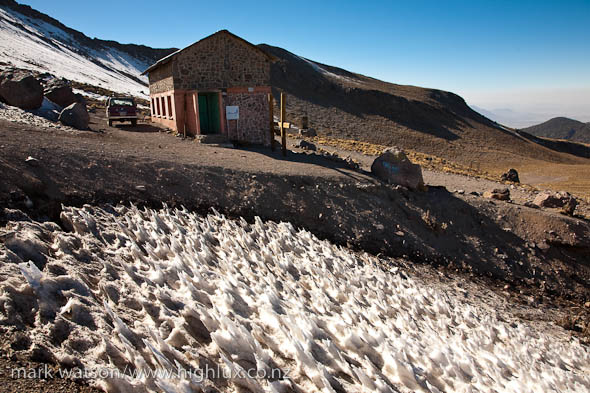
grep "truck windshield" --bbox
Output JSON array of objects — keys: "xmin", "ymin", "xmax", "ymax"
[{"xmin": 111, "ymin": 99, "xmax": 134, "ymax": 106}]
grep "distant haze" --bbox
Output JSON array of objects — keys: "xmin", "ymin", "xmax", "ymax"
[{"xmin": 465, "ymin": 87, "xmax": 590, "ymax": 128}]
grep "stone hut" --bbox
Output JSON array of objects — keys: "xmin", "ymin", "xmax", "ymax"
[{"xmin": 142, "ymin": 30, "xmax": 274, "ymax": 145}]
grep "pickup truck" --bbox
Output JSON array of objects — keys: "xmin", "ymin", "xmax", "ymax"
[{"xmin": 106, "ymin": 97, "xmax": 137, "ymax": 126}]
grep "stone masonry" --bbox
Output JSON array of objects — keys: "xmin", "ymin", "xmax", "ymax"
[
  {"xmin": 224, "ymin": 91, "xmax": 269, "ymax": 145},
  {"xmin": 145, "ymin": 30, "xmax": 273, "ymax": 145}
]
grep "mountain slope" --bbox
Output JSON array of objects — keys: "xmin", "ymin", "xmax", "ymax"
[
  {"xmin": 522, "ymin": 117, "xmax": 590, "ymax": 144},
  {"xmin": 0, "ymin": 0, "xmax": 175, "ymax": 97},
  {"xmin": 259, "ymin": 44, "xmax": 590, "ymax": 170},
  {"xmin": 1, "ymin": 0, "xmax": 588, "ymax": 175}
]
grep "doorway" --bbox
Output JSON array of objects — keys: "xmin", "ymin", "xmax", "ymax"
[{"xmin": 198, "ymin": 92, "xmax": 221, "ymax": 134}]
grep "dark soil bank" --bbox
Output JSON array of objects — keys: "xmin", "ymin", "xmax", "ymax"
[{"xmin": 1, "ymin": 117, "xmax": 590, "ymax": 306}]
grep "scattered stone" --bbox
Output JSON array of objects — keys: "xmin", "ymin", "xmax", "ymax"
[
  {"xmin": 371, "ymin": 147, "xmax": 424, "ymax": 190},
  {"xmin": 295, "ymin": 140, "xmax": 317, "ymax": 151},
  {"xmin": 456, "ymin": 189, "xmax": 465, "ymax": 194},
  {"xmin": 58, "ymin": 102, "xmax": 89, "ymax": 130},
  {"xmin": 24, "ymin": 195, "xmax": 33, "ymax": 209},
  {"xmin": 469, "ymin": 191, "xmax": 480, "ymax": 196},
  {"xmin": 533, "ymin": 191, "xmax": 577, "ymax": 215},
  {"xmin": 501, "ymin": 168, "xmax": 520, "ymax": 183},
  {"xmin": 44, "ymin": 79, "xmax": 76, "ymax": 108},
  {"xmin": 0, "ymin": 68, "xmax": 43, "ymax": 109},
  {"xmin": 135, "ymin": 185, "xmax": 146, "ymax": 191},
  {"xmin": 483, "ymin": 188, "xmax": 510, "ymax": 201},
  {"xmin": 298, "ymin": 128, "xmax": 317, "ymax": 137},
  {"xmin": 524, "ymin": 202, "xmax": 540, "ymax": 209},
  {"xmin": 25, "ymin": 156, "xmax": 39, "ymax": 166}
]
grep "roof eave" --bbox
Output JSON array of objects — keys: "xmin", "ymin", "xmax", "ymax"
[{"xmin": 141, "ymin": 30, "xmax": 277, "ymax": 76}]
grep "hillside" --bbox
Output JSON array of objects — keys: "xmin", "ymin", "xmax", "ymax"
[
  {"xmin": 523, "ymin": 117, "xmax": 590, "ymax": 144},
  {"xmin": 0, "ymin": 0, "xmax": 175, "ymax": 96},
  {"xmin": 0, "ymin": 0, "xmax": 589, "ymax": 194},
  {"xmin": 259, "ymin": 44, "xmax": 590, "ymax": 175}
]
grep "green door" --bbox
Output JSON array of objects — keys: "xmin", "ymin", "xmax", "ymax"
[{"xmin": 198, "ymin": 93, "xmax": 220, "ymax": 134}]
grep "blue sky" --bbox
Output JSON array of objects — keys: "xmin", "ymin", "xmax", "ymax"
[{"xmin": 20, "ymin": 0, "xmax": 590, "ymax": 125}]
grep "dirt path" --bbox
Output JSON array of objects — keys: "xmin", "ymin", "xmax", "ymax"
[
  {"xmin": 1, "ymin": 113, "xmax": 590, "ymax": 391},
  {"xmin": 290, "ymin": 136, "xmax": 590, "ymax": 216}
]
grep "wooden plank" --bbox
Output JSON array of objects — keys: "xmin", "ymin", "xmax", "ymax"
[
  {"xmin": 280, "ymin": 93, "xmax": 286, "ymax": 156},
  {"xmin": 268, "ymin": 93, "xmax": 274, "ymax": 151}
]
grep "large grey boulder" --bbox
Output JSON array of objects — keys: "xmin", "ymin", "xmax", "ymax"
[
  {"xmin": 58, "ymin": 102, "xmax": 89, "ymax": 130},
  {"xmin": 44, "ymin": 79, "xmax": 76, "ymax": 108},
  {"xmin": 371, "ymin": 147, "xmax": 424, "ymax": 190},
  {"xmin": 0, "ymin": 69, "xmax": 43, "ymax": 109}
]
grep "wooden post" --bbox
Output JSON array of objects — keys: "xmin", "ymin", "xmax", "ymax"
[
  {"xmin": 268, "ymin": 93, "xmax": 275, "ymax": 151},
  {"xmin": 280, "ymin": 92, "xmax": 286, "ymax": 156}
]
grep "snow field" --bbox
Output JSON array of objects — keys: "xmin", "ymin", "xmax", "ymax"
[{"xmin": 0, "ymin": 204, "xmax": 588, "ymax": 393}]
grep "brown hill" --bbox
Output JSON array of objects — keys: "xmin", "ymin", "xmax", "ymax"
[
  {"xmin": 259, "ymin": 44, "xmax": 590, "ymax": 178},
  {"xmin": 522, "ymin": 117, "xmax": 590, "ymax": 144}
]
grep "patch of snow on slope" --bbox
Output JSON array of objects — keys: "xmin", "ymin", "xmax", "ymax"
[
  {"xmin": 72, "ymin": 88, "xmax": 108, "ymax": 101},
  {"xmin": 0, "ymin": 7, "xmax": 150, "ymax": 98},
  {"xmin": 298, "ymin": 55, "xmax": 357, "ymax": 84},
  {"xmin": 1, "ymin": 205, "xmax": 589, "ymax": 392},
  {"xmin": 0, "ymin": 101, "xmax": 75, "ymax": 130}
]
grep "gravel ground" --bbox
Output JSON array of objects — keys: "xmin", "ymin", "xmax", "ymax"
[
  {"xmin": 293, "ymin": 136, "xmax": 590, "ymax": 217},
  {"xmin": 1, "ymin": 109, "xmax": 589, "ymax": 391}
]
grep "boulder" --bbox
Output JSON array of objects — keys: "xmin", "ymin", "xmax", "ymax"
[
  {"xmin": 74, "ymin": 93, "xmax": 87, "ymax": 107},
  {"xmin": 0, "ymin": 69, "xmax": 43, "ymax": 109},
  {"xmin": 501, "ymin": 168, "xmax": 520, "ymax": 183},
  {"xmin": 58, "ymin": 102, "xmax": 89, "ymax": 130},
  {"xmin": 44, "ymin": 79, "xmax": 76, "ymax": 108},
  {"xmin": 295, "ymin": 140, "xmax": 317, "ymax": 151},
  {"xmin": 371, "ymin": 147, "xmax": 424, "ymax": 190},
  {"xmin": 533, "ymin": 191, "xmax": 577, "ymax": 215},
  {"xmin": 483, "ymin": 188, "xmax": 510, "ymax": 201},
  {"xmin": 299, "ymin": 128, "xmax": 317, "ymax": 137}
]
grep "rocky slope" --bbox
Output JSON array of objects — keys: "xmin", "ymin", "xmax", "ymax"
[
  {"xmin": 0, "ymin": 0, "xmax": 175, "ymax": 97},
  {"xmin": 259, "ymin": 44, "xmax": 590, "ymax": 173},
  {"xmin": 1, "ymin": 0, "xmax": 588, "ymax": 175},
  {"xmin": 522, "ymin": 117, "xmax": 590, "ymax": 144}
]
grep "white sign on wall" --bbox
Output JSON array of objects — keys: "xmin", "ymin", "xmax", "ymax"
[{"xmin": 226, "ymin": 106, "xmax": 239, "ymax": 120}]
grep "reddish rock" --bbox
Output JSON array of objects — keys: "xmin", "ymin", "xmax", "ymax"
[
  {"xmin": 0, "ymin": 69, "xmax": 43, "ymax": 109},
  {"xmin": 44, "ymin": 80, "xmax": 76, "ymax": 108}
]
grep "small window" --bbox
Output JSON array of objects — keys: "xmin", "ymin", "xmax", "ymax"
[
  {"xmin": 156, "ymin": 97, "xmax": 161, "ymax": 116},
  {"xmin": 167, "ymin": 96, "xmax": 173, "ymax": 118}
]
